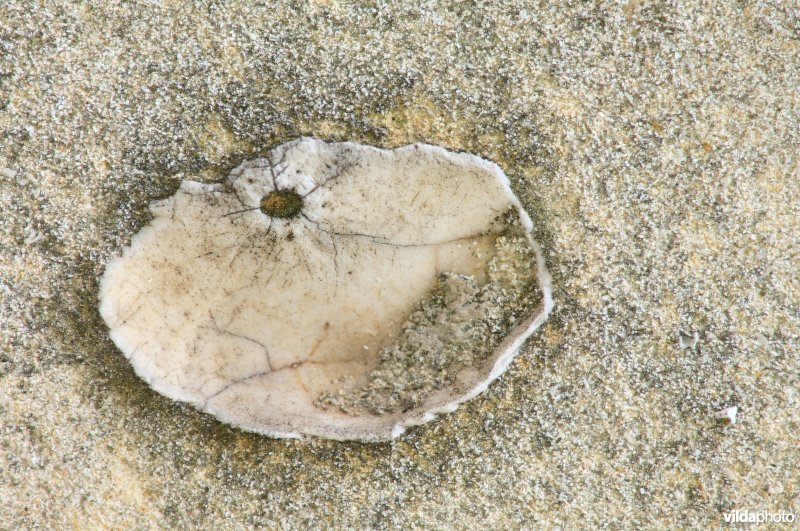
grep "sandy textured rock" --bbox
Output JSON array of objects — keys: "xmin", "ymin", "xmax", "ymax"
[{"xmin": 1, "ymin": 1, "xmax": 798, "ymax": 528}]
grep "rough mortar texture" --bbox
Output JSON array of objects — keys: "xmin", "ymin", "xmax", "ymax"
[{"xmin": 1, "ymin": 1, "xmax": 798, "ymax": 528}]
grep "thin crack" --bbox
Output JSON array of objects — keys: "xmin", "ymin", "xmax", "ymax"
[
  {"xmin": 202, "ymin": 370, "xmax": 270, "ymax": 408},
  {"xmin": 222, "ymin": 206, "xmax": 260, "ymax": 218},
  {"xmin": 201, "ymin": 352, "xmax": 367, "ymax": 407},
  {"xmin": 114, "ymin": 290, "xmax": 151, "ymax": 328},
  {"xmin": 300, "ymin": 158, "xmax": 357, "ymax": 198},
  {"xmin": 302, "ymin": 214, "xmax": 489, "ymax": 248},
  {"xmin": 205, "ymin": 312, "xmax": 274, "ymax": 370},
  {"xmin": 299, "ymin": 215, "xmax": 341, "ymax": 290},
  {"xmin": 266, "ymin": 149, "xmax": 289, "ymax": 191},
  {"xmin": 299, "ymin": 175, "xmax": 320, "ymax": 197},
  {"xmin": 126, "ymin": 340, "xmax": 149, "ymax": 363}
]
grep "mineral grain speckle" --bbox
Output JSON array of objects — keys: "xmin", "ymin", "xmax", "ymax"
[{"xmin": 1, "ymin": 1, "xmax": 798, "ymax": 528}]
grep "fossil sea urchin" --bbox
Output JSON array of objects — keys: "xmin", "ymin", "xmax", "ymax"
[{"xmin": 99, "ymin": 137, "xmax": 553, "ymax": 441}]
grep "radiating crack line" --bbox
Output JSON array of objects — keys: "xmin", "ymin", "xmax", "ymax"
[{"xmin": 302, "ymin": 214, "xmax": 490, "ymax": 248}]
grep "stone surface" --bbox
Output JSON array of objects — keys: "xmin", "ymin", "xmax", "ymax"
[{"xmin": 1, "ymin": 1, "xmax": 798, "ymax": 528}]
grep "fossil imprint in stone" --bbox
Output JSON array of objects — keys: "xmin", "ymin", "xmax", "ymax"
[{"xmin": 99, "ymin": 138, "xmax": 554, "ymax": 441}]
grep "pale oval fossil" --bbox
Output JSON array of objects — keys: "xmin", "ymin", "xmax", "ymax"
[{"xmin": 99, "ymin": 137, "xmax": 554, "ymax": 441}]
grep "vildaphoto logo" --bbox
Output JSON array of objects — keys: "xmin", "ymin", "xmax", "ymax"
[{"xmin": 723, "ymin": 509, "xmax": 796, "ymax": 524}]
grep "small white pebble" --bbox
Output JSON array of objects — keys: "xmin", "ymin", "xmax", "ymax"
[
  {"xmin": 678, "ymin": 331, "xmax": 699, "ymax": 349},
  {"xmin": 714, "ymin": 406, "xmax": 738, "ymax": 425}
]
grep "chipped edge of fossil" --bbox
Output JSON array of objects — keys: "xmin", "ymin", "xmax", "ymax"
[{"xmin": 308, "ymin": 221, "xmax": 554, "ymax": 442}]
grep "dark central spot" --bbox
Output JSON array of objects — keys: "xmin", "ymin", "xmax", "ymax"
[{"xmin": 260, "ymin": 189, "xmax": 303, "ymax": 219}]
